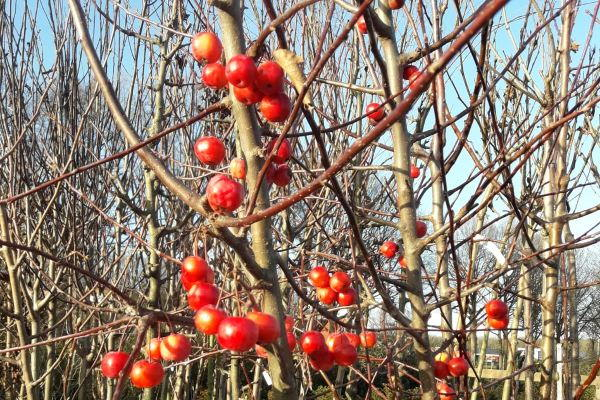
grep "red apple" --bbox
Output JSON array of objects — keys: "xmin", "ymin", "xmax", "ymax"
[
  {"xmin": 329, "ymin": 271, "xmax": 351, "ymax": 293},
  {"xmin": 256, "ymin": 61, "xmax": 284, "ymax": 95},
  {"xmin": 333, "ymin": 344, "xmax": 357, "ymax": 366},
  {"xmin": 485, "ymin": 299, "xmax": 508, "ymax": 319},
  {"xmin": 337, "ymin": 288, "xmax": 356, "ymax": 306},
  {"xmin": 146, "ymin": 338, "xmax": 162, "ymax": 361},
  {"xmin": 230, "ymin": 158, "xmax": 247, "ymax": 180},
  {"xmin": 300, "ymin": 331, "xmax": 326, "ymax": 355},
  {"xmin": 101, "ymin": 351, "xmax": 129, "ymax": 379},
  {"xmin": 415, "ymin": 220, "xmax": 427, "ymax": 238},
  {"xmin": 187, "ymin": 282, "xmax": 219, "ymax": 311},
  {"xmin": 309, "ymin": 349, "xmax": 335, "ymax": 371},
  {"xmin": 160, "ymin": 333, "xmax": 191, "ymax": 361},
  {"xmin": 202, "ymin": 63, "xmax": 227, "ymax": 89},
  {"xmin": 398, "ymin": 255, "xmax": 408, "ymax": 269},
  {"xmin": 233, "ymin": 84, "xmax": 264, "ymax": 105},
  {"xmin": 388, "ymin": 0, "xmax": 405, "ymax": 9},
  {"xmin": 316, "ymin": 287, "xmax": 337, "ymax": 305},
  {"xmin": 433, "ymin": 360, "xmax": 449, "ymax": 379},
  {"xmin": 379, "ymin": 241, "xmax": 398, "ymax": 258},
  {"xmin": 180, "ymin": 271, "xmax": 197, "ymax": 292},
  {"xmin": 194, "ymin": 305, "xmax": 227, "ymax": 335},
  {"xmin": 447, "ymin": 357, "xmax": 469, "ymax": 377},
  {"xmin": 308, "ymin": 266, "xmax": 330, "ymax": 288},
  {"xmin": 403, "ymin": 64, "xmax": 419, "ymax": 80},
  {"xmin": 181, "ymin": 256, "xmax": 212, "ymax": 283},
  {"xmin": 488, "ymin": 316, "xmax": 509, "ymax": 330},
  {"xmin": 357, "ymin": 16, "xmax": 368, "ymax": 34},
  {"xmin": 260, "ymin": 93, "xmax": 292, "ymax": 123},
  {"xmin": 190, "ymin": 32, "xmax": 222, "ymax": 63},
  {"xmin": 225, "ymin": 54, "xmax": 257, "ymax": 88},
  {"xmin": 194, "ymin": 136, "xmax": 226, "ymax": 165},
  {"xmin": 286, "ymin": 331, "xmax": 297, "ymax": 351},
  {"xmin": 266, "ymin": 138, "xmax": 292, "ymax": 164},
  {"xmin": 326, "ymin": 333, "xmax": 350, "ymax": 353},
  {"xmin": 217, "ymin": 317, "xmax": 259, "ymax": 352},
  {"xmin": 344, "ymin": 333, "xmax": 361, "ymax": 348},
  {"xmin": 272, "ymin": 164, "xmax": 292, "ymax": 187},
  {"xmin": 359, "ymin": 331, "xmax": 377, "ymax": 348},
  {"xmin": 437, "ymin": 382, "xmax": 456, "ymax": 400},
  {"xmin": 284, "ymin": 316, "xmax": 294, "ymax": 332},
  {"xmin": 206, "ymin": 174, "xmax": 245, "ymax": 213},
  {"xmin": 410, "ymin": 164, "xmax": 420, "ymax": 178},
  {"xmin": 246, "ymin": 311, "xmax": 281, "ymax": 344},
  {"xmin": 129, "ymin": 360, "xmax": 164, "ymax": 388},
  {"xmin": 366, "ymin": 102, "xmax": 385, "ymax": 122}
]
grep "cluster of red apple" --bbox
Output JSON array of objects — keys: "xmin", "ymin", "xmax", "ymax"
[
  {"xmin": 308, "ymin": 267, "xmax": 356, "ymax": 306},
  {"xmin": 485, "ymin": 299, "xmax": 509, "ymax": 329},
  {"xmin": 190, "ymin": 32, "xmax": 291, "ymax": 123},
  {"xmin": 299, "ymin": 329, "xmax": 377, "ymax": 371},
  {"xmin": 378, "ymin": 220, "xmax": 428, "ymax": 266}
]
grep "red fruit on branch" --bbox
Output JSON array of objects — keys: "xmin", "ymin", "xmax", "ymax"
[
  {"xmin": 357, "ymin": 16, "xmax": 368, "ymax": 34},
  {"xmin": 388, "ymin": 0, "xmax": 405, "ymax": 9},
  {"xmin": 316, "ymin": 286, "xmax": 337, "ymax": 305},
  {"xmin": 329, "ymin": 271, "xmax": 351, "ymax": 293},
  {"xmin": 194, "ymin": 137, "xmax": 226, "ymax": 165},
  {"xmin": 326, "ymin": 333, "xmax": 350, "ymax": 353},
  {"xmin": 195, "ymin": 305, "xmax": 227, "ymax": 335},
  {"xmin": 437, "ymin": 382, "xmax": 456, "ymax": 400},
  {"xmin": 365, "ymin": 102, "xmax": 385, "ymax": 122},
  {"xmin": 333, "ymin": 344, "xmax": 357, "ymax": 366},
  {"xmin": 488, "ymin": 316, "xmax": 509, "ymax": 330},
  {"xmin": 284, "ymin": 316, "xmax": 294, "ymax": 332},
  {"xmin": 246, "ymin": 311, "xmax": 281, "ymax": 344},
  {"xmin": 397, "ymin": 255, "xmax": 408, "ymax": 269},
  {"xmin": 379, "ymin": 241, "xmax": 399, "ymax": 258},
  {"xmin": 447, "ymin": 357, "xmax": 469, "ymax": 377},
  {"xmin": 309, "ymin": 349, "xmax": 335, "ymax": 371},
  {"xmin": 337, "ymin": 288, "xmax": 356, "ymax": 306},
  {"xmin": 410, "ymin": 164, "xmax": 420, "ymax": 178},
  {"xmin": 260, "ymin": 93, "xmax": 292, "ymax": 123},
  {"xmin": 180, "ymin": 271, "xmax": 197, "ymax": 291},
  {"xmin": 206, "ymin": 174, "xmax": 245, "ymax": 213},
  {"xmin": 160, "ymin": 333, "xmax": 191, "ymax": 362},
  {"xmin": 485, "ymin": 299, "xmax": 508, "ymax": 319},
  {"xmin": 256, "ymin": 61, "xmax": 284, "ymax": 95},
  {"xmin": 300, "ymin": 331, "xmax": 326, "ymax": 355},
  {"xmin": 146, "ymin": 338, "xmax": 162, "ymax": 361},
  {"xmin": 266, "ymin": 138, "xmax": 292, "ymax": 164},
  {"xmin": 190, "ymin": 32, "xmax": 222, "ymax": 63},
  {"xmin": 409, "ymin": 71, "xmax": 422, "ymax": 91},
  {"xmin": 129, "ymin": 360, "xmax": 164, "ymax": 388},
  {"xmin": 187, "ymin": 282, "xmax": 219, "ymax": 311},
  {"xmin": 403, "ymin": 65, "xmax": 419, "ymax": 80},
  {"xmin": 233, "ymin": 84, "xmax": 264, "ymax": 105},
  {"xmin": 217, "ymin": 317, "xmax": 259, "ymax": 352},
  {"xmin": 101, "ymin": 351, "xmax": 130, "ymax": 379},
  {"xmin": 272, "ymin": 164, "xmax": 292, "ymax": 187},
  {"xmin": 181, "ymin": 256, "xmax": 212, "ymax": 283},
  {"xmin": 433, "ymin": 360, "xmax": 450, "ymax": 379},
  {"xmin": 230, "ymin": 158, "xmax": 247, "ymax": 180},
  {"xmin": 286, "ymin": 331, "xmax": 297, "ymax": 351},
  {"xmin": 359, "ymin": 331, "xmax": 377, "ymax": 348},
  {"xmin": 225, "ymin": 54, "xmax": 257, "ymax": 88},
  {"xmin": 308, "ymin": 266, "xmax": 330, "ymax": 288},
  {"xmin": 202, "ymin": 63, "xmax": 227, "ymax": 89},
  {"xmin": 344, "ymin": 332, "xmax": 361, "ymax": 348},
  {"xmin": 415, "ymin": 220, "xmax": 427, "ymax": 238}
]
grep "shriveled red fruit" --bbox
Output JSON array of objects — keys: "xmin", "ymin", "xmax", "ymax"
[
  {"xmin": 326, "ymin": 333, "xmax": 350, "ymax": 353},
  {"xmin": 316, "ymin": 287, "xmax": 337, "ymax": 305},
  {"xmin": 160, "ymin": 333, "xmax": 191, "ymax": 361},
  {"xmin": 190, "ymin": 32, "xmax": 222, "ymax": 63},
  {"xmin": 403, "ymin": 64, "xmax": 419, "ymax": 80},
  {"xmin": 194, "ymin": 137, "xmax": 226, "ymax": 165},
  {"xmin": 337, "ymin": 288, "xmax": 356, "ymax": 306},
  {"xmin": 206, "ymin": 174, "xmax": 245, "ymax": 213},
  {"xmin": 329, "ymin": 271, "xmax": 351, "ymax": 293},
  {"xmin": 260, "ymin": 93, "xmax": 292, "ymax": 123},
  {"xmin": 398, "ymin": 255, "xmax": 408, "ymax": 269},
  {"xmin": 286, "ymin": 332, "xmax": 297, "ymax": 351},
  {"xmin": 485, "ymin": 299, "xmax": 508, "ymax": 319},
  {"xmin": 357, "ymin": 16, "xmax": 368, "ymax": 34},
  {"xmin": 488, "ymin": 316, "xmax": 509, "ymax": 330},
  {"xmin": 447, "ymin": 357, "xmax": 469, "ymax": 377},
  {"xmin": 225, "ymin": 54, "xmax": 257, "ymax": 88},
  {"xmin": 181, "ymin": 256, "xmax": 212, "ymax": 283},
  {"xmin": 359, "ymin": 331, "xmax": 377, "ymax": 348},
  {"xmin": 187, "ymin": 282, "xmax": 219, "ymax": 311},
  {"xmin": 230, "ymin": 158, "xmax": 247, "ymax": 180},
  {"xmin": 217, "ymin": 317, "xmax": 259, "ymax": 352},
  {"xmin": 129, "ymin": 360, "xmax": 164, "ymax": 388},
  {"xmin": 309, "ymin": 349, "xmax": 335, "ymax": 371},
  {"xmin": 388, "ymin": 0, "xmax": 405, "ymax": 9},
  {"xmin": 308, "ymin": 266, "xmax": 330, "ymax": 288},
  {"xmin": 266, "ymin": 138, "xmax": 292, "ymax": 164},
  {"xmin": 233, "ymin": 84, "xmax": 264, "ymax": 105},
  {"xmin": 437, "ymin": 382, "xmax": 456, "ymax": 400},
  {"xmin": 366, "ymin": 102, "xmax": 385, "ymax": 122},
  {"xmin": 415, "ymin": 220, "xmax": 427, "ymax": 238},
  {"xmin": 344, "ymin": 332, "xmax": 361, "ymax": 348},
  {"xmin": 272, "ymin": 164, "xmax": 292, "ymax": 187},
  {"xmin": 334, "ymin": 344, "xmax": 357, "ymax": 366},
  {"xmin": 202, "ymin": 63, "xmax": 227, "ymax": 89},
  {"xmin": 246, "ymin": 311, "xmax": 281, "ymax": 344},
  {"xmin": 256, "ymin": 61, "xmax": 284, "ymax": 95},
  {"xmin": 146, "ymin": 338, "xmax": 162, "ymax": 361},
  {"xmin": 300, "ymin": 331, "xmax": 326, "ymax": 355},
  {"xmin": 195, "ymin": 305, "xmax": 227, "ymax": 335},
  {"xmin": 101, "ymin": 351, "xmax": 130, "ymax": 379},
  {"xmin": 284, "ymin": 316, "xmax": 294, "ymax": 332},
  {"xmin": 433, "ymin": 360, "xmax": 450, "ymax": 379},
  {"xmin": 379, "ymin": 241, "xmax": 398, "ymax": 258},
  {"xmin": 410, "ymin": 164, "xmax": 420, "ymax": 179}
]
